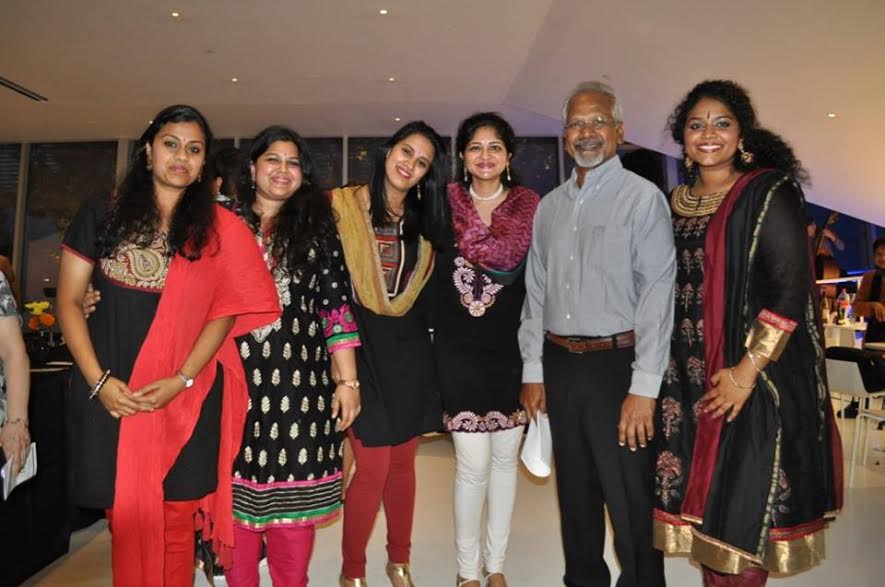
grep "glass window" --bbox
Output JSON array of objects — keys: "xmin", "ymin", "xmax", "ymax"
[
  {"xmin": 512, "ymin": 137, "xmax": 559, "ymax": 196},
  {"xmin": 304, "ymin": 138, "xmax": 343, "ymax": 190},
  {"xmin": 347, "ymin": 137, "xmax": 386, "ymax": 185},
  {"xmin": 22, "ymin": 142, "xmax": 117, "ymax": 303},
  {"xmin": 0, "ymin": 144, "xmax": 21, "ymax": 261}
]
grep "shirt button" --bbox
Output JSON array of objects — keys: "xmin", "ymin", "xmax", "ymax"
[
  {"xmin": 569, "ymin": 255, "xmax": 574, "ymax": 261},
  {"xmin": 565, "ymin": 282, "xmax": 571, "ymax": 289},
  {"xmin": 573, "ymin": 226, "xmax": 578, "ymax": 231},
  {"xmin": 566, "ymin": 313, "xmax": 571, "ymax": 320}
]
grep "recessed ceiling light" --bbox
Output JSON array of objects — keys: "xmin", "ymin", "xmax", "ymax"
[
  {"xmin": 379, "ymin": 9, "xmax": 389, "ymax": 15},
  {"xmin": 387, "ymin": 76, "xmax": 396, "ymax": 83},
  {"xmin": 170, "ymin": 11, "xmax": 181, "ymax": 18},
  {"xmin": 394, "ymin": 117, "xmax": 401, "ymax": 122},
  {"xmin": 231, "ymin": 77, "xmax": 239, "ymax": 82},
  {"xmin": 149, "ymin": 119, "xmax": 154, "ymax": 124},
  {"xmin": 827, "ymin": 112, "xmax": 837, "ymax": 118}
]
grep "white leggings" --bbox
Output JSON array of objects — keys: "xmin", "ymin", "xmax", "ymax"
[{"xmin": 451, "ymin": 425, "xmax": 524, "ymax": 579}]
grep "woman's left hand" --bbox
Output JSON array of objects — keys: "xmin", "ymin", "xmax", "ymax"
[
  {"xmin": 702, "ymin": 365, "xmax": 757, "ymax": 422},
  {"xmin": 332, "ymin": 384, "xmax": 361, "ymax": 431},
  {"xmin": 135, "ymin": 377, "xmax": 186, "ymax": 410},
  {"xmin": 0, "ymin": 420, "xmax": 31, "ymax": 477}
]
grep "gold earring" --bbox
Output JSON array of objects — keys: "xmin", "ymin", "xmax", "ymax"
[
  {"xmin": 738, "ymin": 139, "xmax": 754, "ymax": 164},
  {"xmin": 463, "ymin": 167, "xmax": 469, "ymax": 182},
  {"xmin": 146, "ymin": 161, "xmax": 153, "ymax": 171},
  {"xmin": 417, "ymin": 183, "xmax": 422, "ymax": 200},
  {"xmin": 506, "ymin": 164, "xmax": 511, "ymax": 182},
  {"xmin": 251, "ymin": 176, "xmax": 256, "ymax": 190},
  {"xmin": 683, "ymin": 154, "xmax": 693, "ymax": 170}
]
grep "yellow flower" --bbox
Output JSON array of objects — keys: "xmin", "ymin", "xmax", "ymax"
[{"xmin": 25, "ymin": 300, "xmax": 51, "ymax": 316}]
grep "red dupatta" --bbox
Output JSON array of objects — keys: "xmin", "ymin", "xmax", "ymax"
[
  {"xmin": 111, "ymin": 206, "xmax": 280, "ymax": 586},
  {"xmin": 681, "ymin": 169, "xmax": 765, "ymax": 520}
]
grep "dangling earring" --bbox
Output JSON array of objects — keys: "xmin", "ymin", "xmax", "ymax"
[
  {"xmin": 738, "ymin": 139, "xmax": 754, "ymax": 164},
  {"xmin": 417, "ymin": 183, "xmax": 422, "ymax": 200},
  {"xmin": 506, "ymin": 164, "xmax": 511, "ymax": 182},
  {"xmin": 251, "ymin": 175, "xmax": 256, "ymax": 190},
  {"xmin": 463, "ymin": 167, "xmax": 469, "ymax": 183},
  {"xmin": 146, "ymin": 161, "xmax": 153, "ymax": 171},
  {"xmin": 683, "ymin": 153, "xmax": 693, "ymax": 170}
]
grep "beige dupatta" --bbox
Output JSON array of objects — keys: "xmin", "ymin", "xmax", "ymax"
[{"xmin": 331, "ymin": 186, "xmax": 434, "ymax": 316}]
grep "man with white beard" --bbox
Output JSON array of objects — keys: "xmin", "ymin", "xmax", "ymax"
[{"xmin": 518, "ymin": 81, "xmax": 675, "ymax": 587}]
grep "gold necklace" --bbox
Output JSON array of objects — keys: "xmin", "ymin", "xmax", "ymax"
[{"xmin": 671, "ymin": 184, "xmax": 727, "ymax": 217}]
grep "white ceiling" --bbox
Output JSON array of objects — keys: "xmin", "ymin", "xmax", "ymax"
[{"xmin": 1, "ymin": 0, "xmax": 883, "ymax": 224}]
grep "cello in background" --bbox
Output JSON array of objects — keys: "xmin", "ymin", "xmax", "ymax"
[{"xmin": 812, "ymin": 211, "xmax": 841, "ymax": 299}]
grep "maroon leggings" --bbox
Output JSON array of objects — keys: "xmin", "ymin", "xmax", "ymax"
[
  {"xmin": 702, "ymin": 565, "xmax": 769, "ymax": 587},
  {"xmin": 340, "ymin": 432, "xmax": 419, "ymax": 578}
]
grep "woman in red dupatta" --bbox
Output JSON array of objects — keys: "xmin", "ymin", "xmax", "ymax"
[
  {"xmin": 58, "ymin": 105, "xmax": 279, "ymax": 586},
  {"xmin": 652, "ymin": 81, "xmax": 841, "ymax": 587}
]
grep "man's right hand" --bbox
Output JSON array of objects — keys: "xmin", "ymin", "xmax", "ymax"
[
  {"xmin": 82, "ymin": 284, "xmax": 101, "ymax": 318},
  {"xmin": 520, "ymin": 382, "xmax": 547, "ymax": 422}
]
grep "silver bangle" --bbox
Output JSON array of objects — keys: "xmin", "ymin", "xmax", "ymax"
[{"xmin": 89, "ymin": 369, "xmax": 111, "ymax": 399}]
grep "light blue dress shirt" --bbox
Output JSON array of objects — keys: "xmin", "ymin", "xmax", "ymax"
[{"xmin": 519, "ymin": 156, "xmax": 676, "ymax": 398}]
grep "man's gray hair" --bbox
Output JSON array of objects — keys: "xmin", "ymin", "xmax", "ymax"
[{"xmin": 562, "ymin": 81, "xmax": 624, "ymax": 123}]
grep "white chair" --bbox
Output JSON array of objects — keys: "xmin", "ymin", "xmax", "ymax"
[{"xmin": 826, "ymin": 351, "xmax": 885, "ymax": 486}]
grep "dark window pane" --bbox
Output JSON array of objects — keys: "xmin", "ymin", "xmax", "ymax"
[
  {"xmin": 304, "ymin": 138, "xmax": 343, "ymax": 190},
  {"xmin": 23, "ymin": 142, "xmax": 117, "ymax": 303},
  {"xmin": 347, "ymin": 137, "xmax": 386, "ymax": 185},
  {"xmin": 211, "ymin": 138, "xmax": 236, "ymax": 156},
  {"xmin": 512, "ymin": 137, "xmax": 559, "ymax": 196},
  {"xmin": 0, "ymin": 144, "xmax": 21, "ymax": 258}
]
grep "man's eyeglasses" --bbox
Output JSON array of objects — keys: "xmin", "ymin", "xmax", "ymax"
[{"xmin": 564, "ymin": 116, "xmax": 616, "ymax": 132}]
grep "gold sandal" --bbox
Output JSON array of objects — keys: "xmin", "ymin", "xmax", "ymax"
[
  {"xmin": 386, "ymin": 561, "xmax": 415, "ymax": 587},
  {"xmin": 339, "ymin": 574, "xmax": 368, "ymax": 587}
]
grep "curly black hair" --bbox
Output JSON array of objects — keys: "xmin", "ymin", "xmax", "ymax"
[
  {"xmin": 97, "ymin": 104, "xmax": 215, "ymax": 260},
  {"xmin": 455, "ymin": 112, "xmax": 521, "ymax": 188},
  {"xmin": 367, "ymin": 120, "xmax": 450, "ymax": 250},
  {"xmin": 668, "ymin": 80, "xmax": 809, "ymax": 184},
  {"xmin": 238, "ymin": 125, "xmax": 338, "ymax": 274}
]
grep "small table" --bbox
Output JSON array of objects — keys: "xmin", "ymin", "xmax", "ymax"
[
  {"xmin": 864, "ymin": 342, "xmax": 885, "ymax": 352},
  {"xmin": 824, "ymin": 321, "xmax": 866, "ymax": 348}
]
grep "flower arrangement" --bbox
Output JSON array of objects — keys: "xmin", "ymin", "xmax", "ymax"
[{"xmin": 24, "ymin": 300, "xmax": 56, "ymax": 332}]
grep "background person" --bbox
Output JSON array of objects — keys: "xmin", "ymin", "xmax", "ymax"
[{"xmin": 0, "ymin": 271, "xmax": 30, "ymax": 478}]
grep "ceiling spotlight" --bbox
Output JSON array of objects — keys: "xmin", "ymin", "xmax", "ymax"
[
  {"xmin": 170, "ymin": 10, "xmax": 181, "ymax": 18},
  {"xmin": 827, "ymin": 112, "xmax": 837, "ymax": 118},
  {"xmin": 231, "ymin": 77, "xmax": 239, "ymax": 82},
  {"xmin": 379, "ymin": 9, "xmax": 389, "ymax": 15},
  {"xmin": 387, "ymin": 76, "xmax": 396, "ymax": 82},
  {"xmin": 394, "ymin": 117, "xmax": 401, "ymax": 122}
]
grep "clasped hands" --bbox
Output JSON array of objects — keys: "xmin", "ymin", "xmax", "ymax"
[{"xmin": 97, "ymin": 374, "xmax": 187, "ymax": 419}]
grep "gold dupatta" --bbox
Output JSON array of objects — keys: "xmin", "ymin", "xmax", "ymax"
[{"xmin": 331, "ymin": 186, "xmax": 434, "ymax": 316}]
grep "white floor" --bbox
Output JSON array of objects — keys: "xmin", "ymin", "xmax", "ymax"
[{"xmin": 26, "ymin": 415, "xmax": 885, "ymax": 587}]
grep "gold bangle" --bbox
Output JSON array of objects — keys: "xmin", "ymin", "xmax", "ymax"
[
  {"xmin": 747, "ymin": 350, "xmax": 763, "ymax": 373},
  {"xmin": 728, "ymin": 368, "xmax": 754, "ymax": 390},
  {"xmin": 336, "ymin": 378, "xmax": 360, "ymax": 390}
]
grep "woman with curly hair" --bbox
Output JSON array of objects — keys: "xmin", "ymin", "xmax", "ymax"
[
  {"xmin": 652, "ymin": 80, "xmax": 841, "ymax": 586},
  {"xmin": 57, "ymin": 105, "xmax": 279, "ymax": 586},
  {"xmin": 332, "ymin": 121, "xmax": 449, "ymax": 587},
  {"xmin": 225, "ymin": 126, "xmax": 361, "ymax": 586},
  {"xmin": 436, "ymin": 112, "xmax": 539, "ymax": 587}
]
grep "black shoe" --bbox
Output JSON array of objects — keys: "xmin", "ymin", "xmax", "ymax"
[{"xmin": 837, "ymin": 401, "xmax": 859, "ymax": 419}]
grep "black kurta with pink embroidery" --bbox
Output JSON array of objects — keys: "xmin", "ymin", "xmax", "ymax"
[{"xmin": 434, "ymin": 183, "xmax": 539, "ymax": 433}]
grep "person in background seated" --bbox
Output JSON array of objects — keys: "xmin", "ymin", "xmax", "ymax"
[
  {"xmin": 854, "ymin": 236, "xmax": 885, "ymax": 344},
  {"xmin": 211, "ymin": 147, "xmax": 244, "ymax": 209},
  {"xmin": 0, "ymin": 271, "xmax": 30, "ymax": 477}
]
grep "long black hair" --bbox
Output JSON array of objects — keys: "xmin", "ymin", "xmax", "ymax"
[
  {"xmin": 367, "ymin": 120, "xmax": 450, "ymax": 250},
  {"xmin": 239, "ymin": 125, "xmax": 337, "ymax": 273},
  {"xmin": 97, "ymin": 104, "xmax": 215, "ymax": 260},
  {"xmin": 455, "ymin": 112, "xmax": 521, "ymax": 188},
  {"xmin": 668, "ymin": 80, "xmax": 809, "ymax": 184}
]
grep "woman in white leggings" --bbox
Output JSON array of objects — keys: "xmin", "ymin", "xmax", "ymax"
[{"xmin": 433, "ymin": 112, "xmax": 540, "ymax": 587}]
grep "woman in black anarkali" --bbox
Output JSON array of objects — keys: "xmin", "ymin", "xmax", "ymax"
[{"xmin": 653, "ymin": 80, "xmax": 841, "ymax": 587}]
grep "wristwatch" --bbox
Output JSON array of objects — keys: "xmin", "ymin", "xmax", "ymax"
[{"xmin": 177, "ymin": 371, "xmax": 194, "ymax": 388}]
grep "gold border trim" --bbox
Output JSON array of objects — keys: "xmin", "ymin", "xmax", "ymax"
[
  {"xmin": 689, "ymin": 526, "xmax": 827, "ymax": 575},
  {"xmin": 745, "ymin": 319, "xmax": 791, "ymax": 361}
]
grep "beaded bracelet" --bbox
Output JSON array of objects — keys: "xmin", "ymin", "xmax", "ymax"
[
  {"xmin": 728, "ymin": 368, "xmax": 755, "ymax": 390},
  {"xmin": 89, "ymin": 369, "xmax": 112, "ymax": 400}
]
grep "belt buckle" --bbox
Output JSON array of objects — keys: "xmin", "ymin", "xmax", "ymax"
[{"xmin": 565, "ymin": 336, "xmax": 585, "ymax": 354}]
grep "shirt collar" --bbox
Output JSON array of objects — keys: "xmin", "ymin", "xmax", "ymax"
[{"xmin": 566, "ymin": 155, "xmax": 622, "ymax": 199}]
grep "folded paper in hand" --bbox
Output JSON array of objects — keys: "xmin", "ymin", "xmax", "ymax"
[
  {"xmin": 2, "ymin": 442, "xmax": 37, "ymax": 500},
  {"xmin": 520, "ymin": 414, "xmax": 552, "ymax": 477}
]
